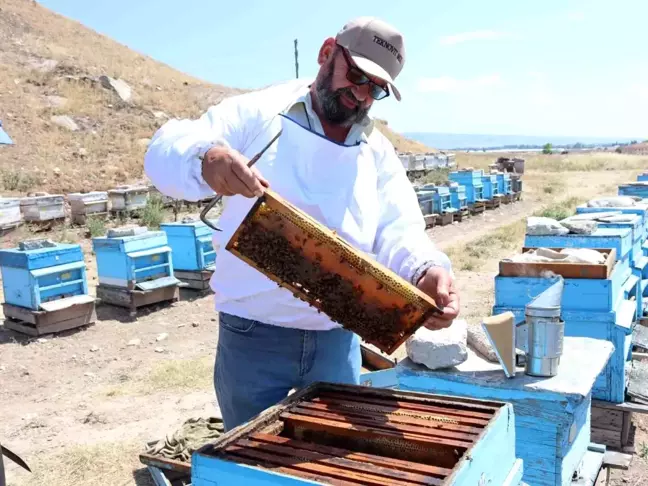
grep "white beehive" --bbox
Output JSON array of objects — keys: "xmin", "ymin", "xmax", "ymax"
[
  {"xmin": 20, "ymin": 194, "xmax": 65, "ymax": 222},
  {"xmin": 0, "ymin": 198, "xmax": 22, "ymax": 230},
  {"xmin": 68, "ymin": 191, "xmax": 109, "ymax": 224},
  {"xmin": 108, "ymin": 185, "xmax": 149, "ymax": 212}
]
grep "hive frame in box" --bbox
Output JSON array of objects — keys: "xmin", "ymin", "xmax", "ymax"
[
  {"xmin": 191, "ymin": 383, "xmax": 523, "ymax": 486},
  {"xmin": 225, "ymin": 189, "xmax": 442, "ymax": 354}
]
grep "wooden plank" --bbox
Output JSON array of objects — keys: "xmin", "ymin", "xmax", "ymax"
[
  {"xmin": 97, "ymin": 284, "xmax": 178, "ymax": 310},
  {"xmin": 133, "ymin": 286, "xmax": 179, "ymax": 307},
  {"xmin": 591, "ymin": 427, "xmax": 622, "ymax": 450},
  {"xmin": 139, "ymin": 453, "xmax": 191, "ymax": 474},
  {"xmin": 592, "ymin": 399, "xmax": 648, "ymax": 414},
  {"xmin": 4, "ymin": 308, "xmax": 96, "ymax": 336},
  {"xmin": 602, "ymin": 451, "xmax": 633, "ymax": 470},
  {"xmin": 591, "ymin": 407, "xmax": 624, "ymax": 431},
  {"xmin": 3, "ymin": 299, "xmax": 95, "ymax": 330}
]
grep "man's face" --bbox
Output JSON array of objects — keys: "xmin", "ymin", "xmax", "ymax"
[{"xmin": 314, "ymin": 46, "xmax": 388, "ymax": 127}]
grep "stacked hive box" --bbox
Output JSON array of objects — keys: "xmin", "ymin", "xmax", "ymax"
[
  {"xmin": 160, "ymin": 220, "xmax": 216, "ymax": 291},
  {"xmin": 0, "ymin": 239, "xmax": 95, "ymax": 335},
  {"xmin": 449, "ymin": 170, "xmax": 486, "ymax": 213},
  {"xmin": 638, "ymin": 173, "xmax": 648, "ymax": 182},
  {"xmin": 492, "ymin": 227, "xmax": 637, "ymax": 404},
  {"xmin": 429, "ymin": 186, "xmax": 455, "ymax": 225},
  {"xmin": 496, "ymin": 172, "xmax": 513, "ymax": 203},
  {"xmin": 618, "ymin": 183, "xmax": 648, "ymax": 199},
  {"xmin": 0, "ymin": 198, "xmax": 22, "ymax": 231},
  {"xmin": 481, "ymin": 173, "xmax": 502, "ymax": 208},
  {"xmin": 448, "ymin": 183, "xmax": 469, "ymax": 221},
  {"xmin": 20, "ymin": 194, "xmax": 65, "ymax": 223}
]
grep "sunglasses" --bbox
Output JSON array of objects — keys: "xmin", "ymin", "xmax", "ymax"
[{"xmin": 338, "ymin": 45, "xmax": 390, "ymax": 101}]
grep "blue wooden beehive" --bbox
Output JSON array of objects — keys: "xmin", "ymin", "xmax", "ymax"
[
  {"xmin": 449, "ymin": 170, "xmax": 485, "ymax": 205},
  {"xmin": 91, "ymin": 226, "xmax": 177, "ymax": 290},
  {"xmin": 415, "ymin": 190, "xmax": 435, "ymax": 215},
  {"xmin": 619, "ymin": 182, "xmax": 648, "ymax": 199},
  {"xmin": 481, "ymin": 173, "xmax": 500, "ymax": 200},
  {"xmin": 0, "ymin": 240, "xmax": 88, "ymax": 311},
  {"xmin": 575, "ymin": 202, "xmax": 648, "ymax": 240},
  {"xmin": 397, "ymin": 337, "xmax": 614, "ymax": 486},
  {"xmin": 493, "ymin": 260, "xmax": 636, "ymax": 403},
  {"xmin": 496, "ymin": 172, "xmax": 513, "ymax": 195},
  {"xmin": 430, "ymin": 186, "xmax": 455, "ymax": 214},
  {"xmin": 449, "ymin": 184, "xmax": 468, "ymax": 210},
  {"xmin": 160, "ymin": 220, "xmax": 216, "ymax": 272},
  {"xmin": 191, "ymin": 383, "xmax": 524, "ymax": 486},
  {"xmin": 639, "ymin": 173, "xmax": 648, "ymax": 182},
  {"xmin": 525, "ymin": 227, "xmax": 634, "ymax": 272}
]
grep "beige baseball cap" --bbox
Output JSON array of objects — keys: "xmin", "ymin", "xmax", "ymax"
[{"xmin": 335, "ymin": 17, "xmax": 405, "ymax": 101}]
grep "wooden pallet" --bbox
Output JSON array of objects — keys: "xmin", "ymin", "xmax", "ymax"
[
  {"xmin": 501, "ymin": 194, "xmax": 514, "ymax": 204},
  {"xmin": 453, "ymin": 209, "xmax": 470, "ymax": 222},
  {"xmin": 423, "ymin": 214, "xmax": 437, "ymax": 228},
  {"xmin": 174, "ymin": 269, "xmax": 213, "ymax": 293},
  {"xmin": 435, "ymin": 212, "xmax": 454, "ymax": 226},
  {"xmin": 3, "ymin": 295, "xmax": 96, "ymax": 337},
  {"xmin": 469, "ymin": 202, "xmax": 486, "ymax": 214},
  {"xmin": 96, "ymin": 283, "xmax": 179, "ymax": 317},
  {"xmin": 485, "ymin": 198, "xmax": 502, "ymax": 209},
  {"xmin": 590, "ymin": 400, "xmax": 648, "ymax": 452}
]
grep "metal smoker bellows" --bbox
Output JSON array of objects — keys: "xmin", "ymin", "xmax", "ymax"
[
  {"xmin": 524, "ymin": 277, "xmax": 565, "ymax": 377},
  {"xmin": 226, "ymin": 189, "xmax": 443, "ymax": 354}
]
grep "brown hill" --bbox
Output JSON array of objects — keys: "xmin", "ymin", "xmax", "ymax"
[{"xmin": 0, "ymin": 0, "xmax": 432, "ymax": 196}]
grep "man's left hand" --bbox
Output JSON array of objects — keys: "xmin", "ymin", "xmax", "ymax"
[{"xmin": 416, "ymin": 266, "xmax": 460, "ymax": 330}]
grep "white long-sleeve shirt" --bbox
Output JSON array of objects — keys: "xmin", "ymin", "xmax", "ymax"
[{"xmin": 144, "ymin": 79, "xmax": 452, "ymax": 329}]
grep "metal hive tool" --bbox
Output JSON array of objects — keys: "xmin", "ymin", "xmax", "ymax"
[
  {"xmin": 198, "ymin": 383, "xmax": 505, "ymax": 486},
  {"xmin": 226, "ymin": 189, "xmax": 443, "ymax": 354}
]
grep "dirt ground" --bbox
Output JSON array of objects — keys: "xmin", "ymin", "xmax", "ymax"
[{"xmin": 2, "ymin": 164, "xmax": 648, "ymax": 485}]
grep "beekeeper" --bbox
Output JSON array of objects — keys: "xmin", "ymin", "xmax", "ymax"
[{"xmin": 144, "ymin": 16, "xmax": 460, "ymax": 431}]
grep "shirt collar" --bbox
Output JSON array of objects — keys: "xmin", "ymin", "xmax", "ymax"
[{"xmin": 287, "ymin": 86, "xmax": 375, "ymax": 143}]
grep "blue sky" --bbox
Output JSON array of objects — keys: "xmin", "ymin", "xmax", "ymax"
[{"xmin": 39, "ymin": 0, "xmax": 647, "ymax": 138}]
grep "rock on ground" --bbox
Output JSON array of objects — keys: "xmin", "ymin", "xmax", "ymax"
[
  {"xmin": 50, "ymin": 115, "xmax": 79, "ymax": 131},
  {"xmin": 406, "ymin": 319, "xmax": 468, "ymax": 370},
  {"xmin": 99, "ymin": 75, "xmax": 133, "ymax": 102}
]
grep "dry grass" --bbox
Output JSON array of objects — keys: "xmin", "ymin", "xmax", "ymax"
[
  {"xmin": 15, "ymin": 440, "xmax": 153, "ymax": 486},
  {"xmin": 106, "ymin": 357, "xmax": 212, "ymax": 397},
  {"xmin": 374, "ymin": 119, "xmax": 434, "ymax": 153}
]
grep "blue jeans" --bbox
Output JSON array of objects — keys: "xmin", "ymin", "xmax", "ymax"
[{"xmin": 214, "ymin": 312, "xmax": 361, "ymax": 431}]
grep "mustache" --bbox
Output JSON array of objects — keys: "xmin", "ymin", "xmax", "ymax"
[{"xmin": 337, "ymin": 88, "xmax": 361, "ymax": 107}]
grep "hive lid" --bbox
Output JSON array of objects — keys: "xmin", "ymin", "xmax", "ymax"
[
  {"xmin": 18, "ymin": 238, "xmax": 57, "ymax": 251},
  {"xmin": 107, "ymin": 225, "xmax": 148, "ymax": 238},
  {"xmin": 68, "ymin": 191, "xmax": 108, "ymax": 202},
  {"xmin": 108, "ymin": 185, "xmax": 149, "ymax": 194}
]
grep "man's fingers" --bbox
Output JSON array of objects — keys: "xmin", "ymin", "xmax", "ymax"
[
  {"xmin": 231, "ymin": 157, "xmax": 266, "ymax": 197},
  {"xmin": 224, "ymin": 170, "xmax": 255, "ymax": 198},
  {"xmin": 252, "ymin": 167, "xmax": 270, "ymax": 189}
]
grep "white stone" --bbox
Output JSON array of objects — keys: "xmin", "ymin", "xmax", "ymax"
[
  {"xmin": 156, "ymin": 333, "xmax": 168, "ymax": 342},
  {"xmin": 137, "ymin": 138, "xmax": 151, "ymax": 148},
  {"xmin": 587, "ymin": 196, "xmax": 637, "ymax": 208},
  {"xmin": 526, "ymin": 216, "xmax": 569, "ymax": 236},
  {"xmin": 405, "ymin": 319, "xmax": 468, "ymax": 370},
  {"xmin": 90, "ymin": 345, "xmax": 99, "ymax": 352},
  {"xmin": 99, "ymin": 75, "xmax": 132, "ymax": 102},
  {"xmin": 154, "ymin": 347, "xmax": 165, "ymax": 353},
  {"xmin": 45, "ymin": 95, "xmax": 68, "ymax": 108},
  {"xmin": 51, "ymin": 115, "xmax": 79, "ymax": 131},
  {"xmin": 127, "ymin": 339, "xmax": 141, "ymax": 346},
  {"xmin": 561, "ymin": 219, "xmax": 597, "ymax": 235}
]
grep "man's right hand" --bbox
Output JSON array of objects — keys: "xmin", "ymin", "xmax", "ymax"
[{"xmin": 201, "ymin": 146, "xmax": 269, "ymax": 198}]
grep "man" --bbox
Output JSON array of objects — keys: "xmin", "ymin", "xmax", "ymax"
[{"xmin": 144, "ymin": 16, "xmax": 460, "ymax": 431}]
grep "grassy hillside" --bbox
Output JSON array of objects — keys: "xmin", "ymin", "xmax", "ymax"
[{"xmin": 0, "ymin": 0, "xmax": 432, "ymax": 197}]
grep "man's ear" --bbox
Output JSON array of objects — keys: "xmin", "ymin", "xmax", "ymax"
[{"xmin": 317, "ymin": 38, "xmax": 337, "ymax": 66}]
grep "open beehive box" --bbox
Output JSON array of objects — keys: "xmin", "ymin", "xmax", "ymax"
[
  {"xmin": 499, "ymin": 247, "xmax": 616, "ymax": 279},
  {"xmin": 194, "ymin": 383, "xmax": 511, "ymax": 486},
  {"xmin": 226, "ymin": 189, "xmax": 442, "ymax": 354}
]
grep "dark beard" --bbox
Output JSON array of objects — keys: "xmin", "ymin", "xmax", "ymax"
[{"xmin": 314, "ymin": 61, "xmax": 370, "ymax": 127}]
